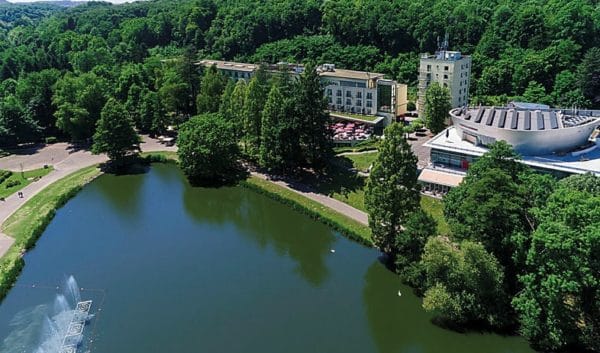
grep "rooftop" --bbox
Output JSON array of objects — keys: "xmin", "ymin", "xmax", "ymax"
[
  {"xmin": 318, "ymin": 68, "xmax": 385, "ymax": 81},
  {"xmin": 425, "ymin": 127, "xmax": 600, "ymax": 176},
  {"xmin": 452, "ymin": 106, "xmax": 600, "ymax": 131},
  {"xmin": 198, "ymin": 59, "xmax": 257, "ymax": 72},
  {"xmin": 421, "ymin": 50, "xmax": 468, "ymax": 61}
]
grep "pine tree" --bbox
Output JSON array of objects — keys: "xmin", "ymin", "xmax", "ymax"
[
  {"xmin": 92, "ymin": 98, "xmax": 140, "ymax": 164},
  {"xmin": 196, "ymin": 64, "xmax": 226, "ymax": 113},
  {"xmin": 365, "ymin": 123, "xmax": 420, "ymax": 254},
  {"xmin": 242, "ymin": 67, "xmax": 269, "ymax": 158},
  {"xmin": 295, "ymin": 63, "xmax": 332, "ymax": 168},
  {"xmin": 259, "ymin": 84, "xmax": 285, "ymax": 171},
  {"xmin": 424, "ymin": 82, "xmax": 451, "ymax": 134},
  {"xmin": 218, "ymin": 79, "xmax": 235, "ymax": 119},
  {"xmin": 229, "ymin": 79, "xmax": 247, "ymax": 138}
]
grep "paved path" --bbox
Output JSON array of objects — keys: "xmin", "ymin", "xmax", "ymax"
[
  {"xmin": 251, "ymin": 172, "xmax": 369, "ymax": 225},
  {"xmin": 0, "ymin": 136, "xmax": 176, "ymax": 257}
]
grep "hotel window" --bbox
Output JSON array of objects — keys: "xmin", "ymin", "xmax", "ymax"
[
  {"xmin": 444, "ymin": 66, "xmax": 449, "ymax": 71},
  {"xmin": 366, "ymin": 92, "xmax": 373, "ymax": 100},
  {"xmin": 336, "ymin": 97, "xmax": 342, "ymax": 105},
  {"xmin": 346, "ymin": 98, "xmax": 352, "ymax": 105},
  {"xmin": 356, "ymin": 99, "xmax": 362, "ymax": 106},
  {"xmin": 443, "ymin": 74, "xmax": 448, "ymax": 79},
  {"xmin": 366, "ymin": 100, "xmax": 372, "ymax": 108},
  {"xmin": 346, "ymin": 91, "xmax": 352, "ymax": 97},
  {"xmin": 327, "ymin": 89, "xmax": 332, "ymax": 96},
  {"xmin": 328, "ymin": 97, "xmax": 332, "ymax": 103},
  {"xmin": 356, "ymin": 92, "xmax": 362, "ymax": 98},
  {"xmin": 336, "ymin": 90, "xmax": 342, "ymax": 97},
  {"xmin": 427, "ymin": 65, "xmax": 431, "ymax": 71}
]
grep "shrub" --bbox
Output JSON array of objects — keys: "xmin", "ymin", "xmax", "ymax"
[
  {"xmin": 4, "ymin": 179, "xmax": 21, "ymax": 188},
  {"xmin": 0, "ymin": 170, "xmax": 12, "ymax": 184}
]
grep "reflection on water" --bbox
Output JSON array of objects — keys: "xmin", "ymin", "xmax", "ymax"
[
  {"xmin": 0, "ymin": 164, "xmax": 534, "ymax": 353},
  {"xmin": 183, "ymin": 181, "xmax": 335, "ymax": 286}
]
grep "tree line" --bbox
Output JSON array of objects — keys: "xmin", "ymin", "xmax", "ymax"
[
  {"xmin": 178, "ymin": 63, "xmax": 332, "ymax": 182},
  {"xmin": 365, "ymin": 126, "xmax": 599, "ymax": 352},
  {"xmin": 4, "ymin": 0, "xmax": 600, "ymax": 147}
]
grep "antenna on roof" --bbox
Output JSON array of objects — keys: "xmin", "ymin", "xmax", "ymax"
[{"xmin": 442, "ymin": 32, "xmax": 449, "ymax": 51}]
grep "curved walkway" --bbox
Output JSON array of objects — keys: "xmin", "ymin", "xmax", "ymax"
[
  {"xmin": 251, "ymin": 172, "xmax": 369, "ymax": 225},
  {"xmin": 0, "ymin": 136, "xmax": 176, "ymax": 257}
]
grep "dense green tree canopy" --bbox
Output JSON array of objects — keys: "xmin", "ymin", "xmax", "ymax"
[
  {"xmin": 424, "ymin": 82, "xmax": 451, "ymax": 134},
  {"xmin": 92, "ymin": 98, "xmax": 140, "ymax": 163},
  {"xmin": 177, "ymin": 113, "xmax": 239, "ymax": 182}
]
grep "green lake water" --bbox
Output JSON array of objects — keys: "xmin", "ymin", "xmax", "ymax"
[{"xmin": 0, "ymin": 164, "xmax": 534, "ymax": 353}]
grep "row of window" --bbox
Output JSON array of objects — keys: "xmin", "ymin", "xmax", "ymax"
[
  {"xmin": 327, "ymin": 89, "xmax": 372, "ymax": 100},
  {"xmin": 425, "ymin": 62, "xmax": 470, "ymax": 72},
  {"xmin": 329, "ymin": 97, "xmax": 373, "ymax": 107}
]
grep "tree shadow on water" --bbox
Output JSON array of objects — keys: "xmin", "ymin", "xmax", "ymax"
[{"xmin": 182, "ymin": 173, "xmax": 334, "ymax": 287}]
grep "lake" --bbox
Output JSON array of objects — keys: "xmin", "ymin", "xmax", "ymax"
[{"xmin": 0, "ymin": 164, "xmax": 534, "ymax": 353}]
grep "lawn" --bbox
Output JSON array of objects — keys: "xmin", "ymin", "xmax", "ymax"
[
  {"xmin": 0, "ymin": 167, "xmax": 53, "ymax": 199},
  {"xmin": 344, "ymin": 152, "xmax": 378, "ymax": 172}
]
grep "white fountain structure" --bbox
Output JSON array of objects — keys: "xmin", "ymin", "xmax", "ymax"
[{"xmin": 32, "ymin": 276, "xmax": 93, "ymax": 353}]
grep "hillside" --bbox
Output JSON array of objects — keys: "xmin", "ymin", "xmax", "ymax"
[{"xmin": 0, "ymin": 0, "xmax": 600, "ymax": 145}]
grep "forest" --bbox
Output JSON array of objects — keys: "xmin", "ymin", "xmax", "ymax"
[{"xmin": 1, "ymin": 0, "xmax": 600, "ymax": 146}]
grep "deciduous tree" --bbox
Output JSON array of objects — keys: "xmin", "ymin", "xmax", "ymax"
[
  {"xmin": 424, "ymin": 82, "xmax": 451, "ymax": 134},
  {"xmin": 92, "ymin": 98, "xmax": 140, "ymax": 164}
]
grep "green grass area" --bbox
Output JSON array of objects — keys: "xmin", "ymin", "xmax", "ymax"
[
  {"xmin": 241, "ymin": 176, "xmax": 373, "ymax": 246},
  {"xmin": 333, "ymin": 138, "xmax": 379, "ymax": 154},
  {"xmin": 329, "ymin": 111, "xmax": 380, "ymax": 122},
  {"xmin": 420, "ymin": 196, "xmax": 450, "ymax": 235},
  {"xmin": 344, "ymin": 152, "xmax": 378, "ymax": 172},
  {"xmin": 0, "ymin": 167, "xmax": 53, "ymax": 199},
  {"xmin": 140, "ymin": 151, "xmax": 179, "ymax": 162},
  {"xmin": 0, "ymin": 165, "xmax": 101, "ymax": 300}
]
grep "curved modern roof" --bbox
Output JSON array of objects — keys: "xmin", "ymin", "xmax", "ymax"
[
  {"xmin": 451, "ymin": 107, "xmax": 600, "ymax": 132},
  {"xmin": 449, "ymin": 106, "xmax": 600, "ymax": 155}
]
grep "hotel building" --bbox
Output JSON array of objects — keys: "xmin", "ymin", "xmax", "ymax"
[{"xmin": 198, "ymin": 60, "xmax": 408, "ymax": 126}]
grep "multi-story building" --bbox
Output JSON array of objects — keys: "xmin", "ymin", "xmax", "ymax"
[
  {"xmin": 318, "ymin": 64, "xmax": 408, "ymax": 125},
  {"xmin": 198, "ymin": 60, "xmax": 408, "ymax": 125},
  {"xmin": 417, "ymin": 46, "xmax": 471, "ymax": 117}
]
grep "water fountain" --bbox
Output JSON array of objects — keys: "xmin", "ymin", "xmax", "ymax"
[
  {"xmin": 0, "ymin": 276, "xmax": 93, "ymax": 353},
  {"xmin": 28, "ymin": 276, "xmax": 93, "ymax": 353}
]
